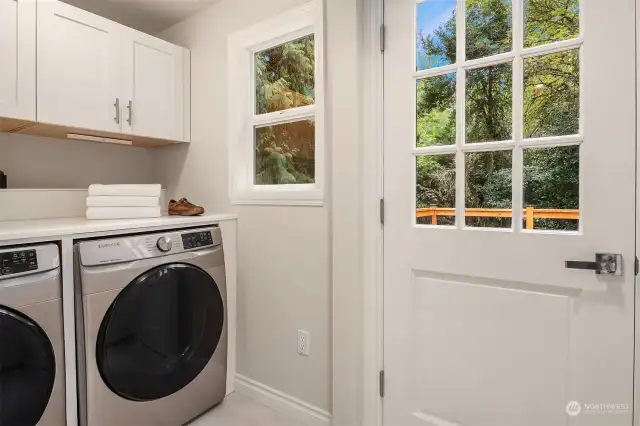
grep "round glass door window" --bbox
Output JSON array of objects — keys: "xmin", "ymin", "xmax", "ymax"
[
  {"xmin": 96, "ymin": 263, "xmax": 225, "ymax": 401},
  {"xmin": 0, "ymin": 307, "xmax": 56, "ymax": 426}
]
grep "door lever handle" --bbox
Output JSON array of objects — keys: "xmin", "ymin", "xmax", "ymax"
[{"xmin": 565, "ymin": 253, "xmax": 622, "ymax": 276}]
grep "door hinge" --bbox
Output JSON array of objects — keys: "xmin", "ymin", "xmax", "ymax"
[
  {"xmin": 379, "ymin": 370, "xmax": 385, "ymax": 398},
  {"xmin": 635, "ymin": 256, "xmax": 638, "ymax": 276},
  {"xmin": 380, "ymin": 198, "xmax": 385, "ymax": 225},
  {"xmin": 380, "ymin": 25, "xmax": 386, "ymax": 52}
]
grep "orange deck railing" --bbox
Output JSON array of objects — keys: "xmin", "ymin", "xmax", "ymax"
[{"xmin": 416, "ymin": 207, "xmax": 580, "ymax": 229}]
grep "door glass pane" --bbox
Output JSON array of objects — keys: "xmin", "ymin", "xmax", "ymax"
[
  {"xmin": 255, "ymin": 120, "xmax": 315, "ymax": 185},
  {"xmin": 416, "ymin": 0, "xmax": 457, "ymax": 71},
  {"xmin": 416, "ymin": 154, "xmax": 456, "ymax": 226},
  {"xmin": 466, "ymin": 63, "xmax": 513, "ymax": 143},
  {"xmin": 524, "ymin": 0, "xmax": 580, "ymax": 48},
  {"xmin": 523, "ymin": 145, "xmax": 579, "ymax": 231},
  {"xmin": 466, "ymin": 0, "xmax": 512, "ymax": 60},
  {"xmin": 465, "ymin": 150, "xmax": 512, "ymax": 228},
  {"xmin": 524, "ymin": 49, "xmax": 579, "ymax": 139},
  {"xmin": 417, "ymin": 73, "xmax": 456, "ymax": 147},
  {"xmin": 255, "ymin": 34, "xmax": 315, "ymax": 115}
]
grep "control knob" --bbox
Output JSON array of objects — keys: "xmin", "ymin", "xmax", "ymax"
[{"xmin": 156, "ymin": 236, "xmax": 173, "ymax": 252}]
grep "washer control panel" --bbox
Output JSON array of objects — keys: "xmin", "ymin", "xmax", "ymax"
[
  {"xmin": 182, "ymin": 231, "xmax": 214, "ymax": 249},
  {"xmin": 0, "ymin": 249, "xmax": 38, "ymax": 276},
  {"xmin": 79, "ymin": 227, "xmax": 222, "ymax": 267}
]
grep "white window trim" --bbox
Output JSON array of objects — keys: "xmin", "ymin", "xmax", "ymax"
[{"xmin": 228, "ymin": 1, "xmax": 325, "ymax": 207}]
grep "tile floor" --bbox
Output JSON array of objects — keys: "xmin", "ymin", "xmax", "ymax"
[{"xmin": 188, "ymin": 393, "xmax": 304, "ymax": 426}]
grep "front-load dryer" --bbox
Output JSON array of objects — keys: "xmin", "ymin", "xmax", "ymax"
[
  {"xmin": 74, "ymin": 226, "xmax": 227, "ymax": 426},
  {"xmin": 0, "ymin": 244, "xmax": 66, "ymax": 426}
]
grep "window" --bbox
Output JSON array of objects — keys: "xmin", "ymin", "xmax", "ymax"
[
  {"xmin": 228, "ymin": 2, "xmax": 324, "ymax": 205},
  {"xmin": 415, "ymin": 0, "xmax": 580, "ymax": 231}
]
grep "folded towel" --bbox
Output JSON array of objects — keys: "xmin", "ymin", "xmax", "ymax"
[
  {"xmin": 86, "ymin": 196, "xmax": 160, "ymax": 208},
  {"xmin": 86, "ymin": 207, "xmax": 162, "ymax": 220},
  {"xmin": 88, "ymin": 184, "xmax": 162, "ymax": 198}
]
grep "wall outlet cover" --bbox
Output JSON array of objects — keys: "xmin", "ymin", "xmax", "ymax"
[{"xmin": 297, "ymin": 329, "xmax": 310, "ymax": 356}]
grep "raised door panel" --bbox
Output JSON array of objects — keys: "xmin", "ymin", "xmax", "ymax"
[
  {"xmin": 122, "ymin": 33, "xmax": 187, "ymax": 142},
  {"xmin": 0, "ymin": 0, "xmax": 35, "ymax": 121},
  {"xmin": 37, "ymin": 0, "xmax": 121, "ymax": 133}
]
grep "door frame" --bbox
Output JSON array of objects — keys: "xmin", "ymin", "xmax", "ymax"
[
  {"xmin": 635, "ymin": 2, "xmax": 640, "ymax": 425},
  {"xmin": 357, "ymin": 2, "xmax": 640, "ymax": 426},
  {"xmin": 361, "ymin": 0, "xmax": 384, "ymax": 425}
]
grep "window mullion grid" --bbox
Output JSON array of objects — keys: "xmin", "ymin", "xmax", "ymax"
[
  {"xmin": 521, "ymin": 37, "xmax": 583, "ymax": 59},
  {"xmin": 454, "ymin": 0, "xmax": 466, "ymax": 230},
  {"xmin": 253, "ymin": 105, "xmax": 316, "ymax": 128},
  {"xmin": 512, "ymin": 0, "xmax": 524, "ymax": 232}
]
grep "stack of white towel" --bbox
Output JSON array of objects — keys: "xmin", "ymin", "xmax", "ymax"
[{"xmin": 86, "ymin": 184, "xmax": 163, "ymax": 220}]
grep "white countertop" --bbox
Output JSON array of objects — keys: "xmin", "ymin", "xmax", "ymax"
[{"xmin": 0, "ymin": 214, "xmax": 237, "ymax": 242}]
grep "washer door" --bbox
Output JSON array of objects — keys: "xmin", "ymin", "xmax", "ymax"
[
  {"xmin": 0, "ymin": 307, "xmax": 56, "ymax": 426},
  {"xmin": 96, "ymin": 263, "xmax": 224, "ymax": 402}
]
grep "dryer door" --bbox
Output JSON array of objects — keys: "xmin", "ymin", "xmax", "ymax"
[
  {"xmin": 0, "ymin": 307, "xmax": 56, "ymax": 426},
  {"xmin": 96, "ymin": 263, "xmax": 224, "ymax": 401}
]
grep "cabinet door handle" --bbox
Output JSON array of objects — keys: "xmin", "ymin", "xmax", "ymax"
[
  {"xmin": 126, "ymin": 100, "xmax": 133, "ymax": 125},
  {"xmin": 114, "ymin": 98, "xmax": 120, "ymax": 124}
]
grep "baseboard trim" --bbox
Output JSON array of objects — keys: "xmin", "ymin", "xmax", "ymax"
[{"xmin": 235, "ymin": 374, "xmax": 331, "ymax": 426}]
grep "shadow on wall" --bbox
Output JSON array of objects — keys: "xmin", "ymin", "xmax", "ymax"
[
  {"xmin": 0, "ymin": 133, "xmax": 157, "ymax": 188},
  {"xmin": 152, "ymin": 142, "xmax": 191, "ymax": 201}
]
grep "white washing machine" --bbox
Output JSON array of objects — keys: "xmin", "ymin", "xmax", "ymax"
[
  {"xmin": 74, "ymin": 226, "xmax": 227, "ymax": 426},
  {"xmin": 0, "ymin": 244, "xmax": 66, "ymax": 426}
]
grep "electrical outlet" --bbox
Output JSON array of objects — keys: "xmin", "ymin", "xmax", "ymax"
[{"xmin": 297, "ymin": 330, "xmax": 310, "ymax": 356}]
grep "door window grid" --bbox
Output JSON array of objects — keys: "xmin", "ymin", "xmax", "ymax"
[{"xmin": 413, "ymin": 0, "xmax": 582, "ymax": 231}]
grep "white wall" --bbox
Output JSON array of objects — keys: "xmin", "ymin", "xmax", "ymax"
[
  {"xmin": 0, "ymin": 133, "xmax": 154, "ymax": 188},
  {"xmin": 155, "ymin": 0, "xmax": 332, "ymax": 413}
]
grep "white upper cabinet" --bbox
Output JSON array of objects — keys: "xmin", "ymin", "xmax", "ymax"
[
  {"xmin": 37, "ymin": 0, "xmax": 122, "ymax": 133},
  {"xmin": 0, "ymin": 0, "xmax": 36, "ymax": 121},
  {"xmin": 121, "ymin": 32, "xmax": 189, "ymax": 142},
  {"xmin": 35, "ymin": 0, "xmax": 190, "ymax": 143}
]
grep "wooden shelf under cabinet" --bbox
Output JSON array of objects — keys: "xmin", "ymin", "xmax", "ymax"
[
  {"xmin": 0, "ymin": 117, "xmax": 33, "ymax": 133},
  {"xmin": 4, "ymin": 121, "xmax": 186, "ymax": 148}
]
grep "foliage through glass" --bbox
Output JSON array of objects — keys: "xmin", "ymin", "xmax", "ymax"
[
  {"xmin": 465, "ymin": 151, "xmax": 513, "ymax": 228},
  {"xmin": 524, "ymin": 49, "xmax": 579, "ymax": 138},
  {"xmin": 416, "ymin": 154, "xmax": 456, "ymax": 226},
  {"xmin": 255, "ymin": 121, "xmax": 315, "ymax": 185},
  {"xmin": 415, "ymin": 0, "xmax": 580, "ymax": 230},
  {"xmin": 466, "ymin": 0, "xmax": 512, "ymax": 60},
  {"xmin": 466, "ymin": 63, "xmax": 513, "ymax": 144},
  {"xmin": 416, "ymin": 0, "xmax": 456, "ymax": 71},
  {"xmin": 524, "ymin": 0, "xmax": 579, "ymax": 48},
  {"xmin": 417, "ymin": 73, "xmax": 456, "ymax": 147},
  {"xmin": 523, "ymin": 146, "xmax": 579, "ymax": 231},
  {"xmin": 253, "ymin": 34, "xmax": 316, "ymax": 186},
  {"xmin": 255, "ymin": 34, "xmax": 315, "ymax": 115}
]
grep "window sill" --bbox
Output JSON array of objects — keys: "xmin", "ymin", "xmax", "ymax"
[
  {"xmin": 231, "ymin": 189, "xmax": 324, "ymax": 207},
  {"xmin": 232, "ymin": 198, "xmax": 324, "ymax": 207}
]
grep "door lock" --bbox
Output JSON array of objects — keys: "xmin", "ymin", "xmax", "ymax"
[{"xmin": 565, "ymin": 254, "xmax": 622, "ymax": 276}]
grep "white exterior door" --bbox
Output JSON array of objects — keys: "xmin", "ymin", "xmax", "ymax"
[
  {"xmin": 37, "ymin": 0, "xmax": 122, "ymax": 132},
  {"xmin": 0, "ymin": 0, "xmax": 35, "ymax": 121},
  {"xmin": 121, "ymin": 31, "xmax": 187, "ymax": 142},
  {"xmin": 383, "ymin": 0, "xmax": 636, "ymax": 425}
]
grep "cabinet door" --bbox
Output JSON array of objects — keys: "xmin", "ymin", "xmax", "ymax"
[
  {"xmin": 122, "ymin": 32, "xmax": 188, "ymax": 142},
  {"xmin": 37, "ymin": 0, "xmax": 122, "ymax": 133},
  {"xmin": 0, "ymin": 0, "xmax": 36, "ymax": 121}
]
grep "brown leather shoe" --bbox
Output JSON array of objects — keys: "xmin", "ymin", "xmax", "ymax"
[{"xmin": 168, "ymin": 198, "xmax": 205, "ymax": 216}]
